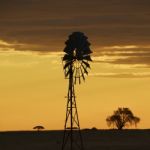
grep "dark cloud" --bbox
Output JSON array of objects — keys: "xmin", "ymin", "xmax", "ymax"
[
  {"xmin": 93, "ymin": 46, "xmax": 150, "ymax": 67},
  {"xmin": 0, "ymin": 0, "xmax": 150, "ymax": 51}
]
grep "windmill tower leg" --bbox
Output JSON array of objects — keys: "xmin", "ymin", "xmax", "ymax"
[{"xmin": 62, "ymin": 66, "xmax": 84, "ymax": 150}]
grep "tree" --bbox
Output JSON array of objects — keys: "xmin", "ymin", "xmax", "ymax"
[
  {"xmin": 106, "ymin": 107, "xmax": 140, "ymax": 130},
  {"xmin": 33, "ymin": 125, "xmax": 45, "ymax": 131}
]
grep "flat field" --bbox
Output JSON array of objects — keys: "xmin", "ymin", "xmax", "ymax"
[{"xmin": 0, "ymin": 129, "xmax": 150, "ymax": 150}]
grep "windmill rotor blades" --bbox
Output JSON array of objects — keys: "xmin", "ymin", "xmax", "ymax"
[
  {"xmin": 63, "ymin": 54, "xmax": 73, "ymax": 61},
  {"xmin": 79, "ymin": 76, "xmax": 81, "ymax": 84},
  {"xmin": 81, "ymin": 63, "xmax": 88, "ymax": 75},
  {"xmin": 82, "ymin": 60, "xmax": 90, "ymax": 68},
  {"xmin": 63, "ymin": 61, "xmax": 72, "ymax": 70},
  {"xmin": 63, "ymin": 32, "xmax": 92, "ymax": 84},
  {"xmin": 65, "ymin": 67, "xmax": 71, "ymax": 77},
  {"xmin": 80, "ymin": 67, "xmax": 85, "ymax": 81},
  {"xmin": 74, "ymin": 76, "xmax": 77, "ymax": 84},
  {"xmin": 83, "ymin": 55, "xmax": 92, "ymax": 61}
]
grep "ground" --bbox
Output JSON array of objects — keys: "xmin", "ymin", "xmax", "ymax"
[{"xmin": 0, "ymin": 129, "xmax": 150, "ymax": 150}]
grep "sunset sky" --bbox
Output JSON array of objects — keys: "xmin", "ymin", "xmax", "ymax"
[{"xmin": 0, "ymin": 0, "xmax": 150, "ymax": 131}]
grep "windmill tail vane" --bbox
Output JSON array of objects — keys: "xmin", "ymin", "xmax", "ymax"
[{"xmin": 62, "ymin": 32, "xmax": 92, "ymax": 150}]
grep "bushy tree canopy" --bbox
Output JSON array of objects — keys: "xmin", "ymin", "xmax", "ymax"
[
  {"xmin": 33, "ymin": 125, "xmax": 44, "ymax": 131},
  {"xmin": 106, "ymin": 107, "xmax": 140, "ymax": 130}
]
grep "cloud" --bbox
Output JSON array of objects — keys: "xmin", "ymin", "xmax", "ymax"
[
  {"xmin": 0, "ymin": 40, "xmax": 12, "ymax": 46},
  {"xmin": 90, "ymin": 72, "xmax": 150, "ymax": 78},
  {"xmin": 1, "ymin": 0, "xmax": 150, "ymax": 69},
  {"xmin": 103, "ymin": 45, "xmax": 139, "ymax": 50},
  {"xmin": 93, "ymin": 44, "xmax": 150, "ymax": 67},
  {"xmin": 93, "ymin": 55, "xmax": 150, "ymax": 67},
  {"xmin": 0, "ymin": 40, "xmax": 24, "ymax": 47},
  {"xmin": 0, "ymin": 0, "xmax": 150, "ymax": 51},
  {"xmin": 111, "ymin": 56, "xmax": 150, "ymax": 66},
  {"xmin": 0, "ymin": 50, "xmax": 62, "ymax": 67}
]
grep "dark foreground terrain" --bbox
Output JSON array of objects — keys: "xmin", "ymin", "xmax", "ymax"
[{"xmin": 0, "ymin": 129, "xmax": 150, "ymax": 150}]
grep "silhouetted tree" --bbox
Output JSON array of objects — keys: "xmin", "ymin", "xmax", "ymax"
[
  {"xmin": 106, "ymin": 107, "xmax": 140, "ymax": 130},
  {"xmin": 33, "ymin": 125, "xmax": 44, "ymax": 131}
]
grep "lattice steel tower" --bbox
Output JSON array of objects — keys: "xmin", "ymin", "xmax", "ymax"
[{"xmin": 62, "ymin": 32, "xmax": 92, "ymax": 150}]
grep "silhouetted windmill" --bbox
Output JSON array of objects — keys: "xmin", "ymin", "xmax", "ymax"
[{"xmin": 62, "ymin": 32, "xmax": 92, "ymax": 150}]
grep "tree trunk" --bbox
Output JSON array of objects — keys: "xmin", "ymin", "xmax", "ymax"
[{"xmin": 118, "ymin": 125, "xmax": 124, "ymax": 130}]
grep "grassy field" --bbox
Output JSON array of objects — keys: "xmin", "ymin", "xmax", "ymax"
[{"xmin": 0, "ymin": 129, "xmax": 150, "ymax": 150}]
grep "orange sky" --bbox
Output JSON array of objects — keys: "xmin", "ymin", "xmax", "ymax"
[
  {"xmin": 0, "ymin": 48, "xmax": 150, "ymax": 131},
  {"xmin": 0, "ymin": 0, "xmax": 150, "ymax": 131}
]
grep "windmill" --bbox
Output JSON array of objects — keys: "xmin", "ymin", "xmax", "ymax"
[{"xmin": 62, "ymin": 32, "xmax": 92, "ymax": 150}]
